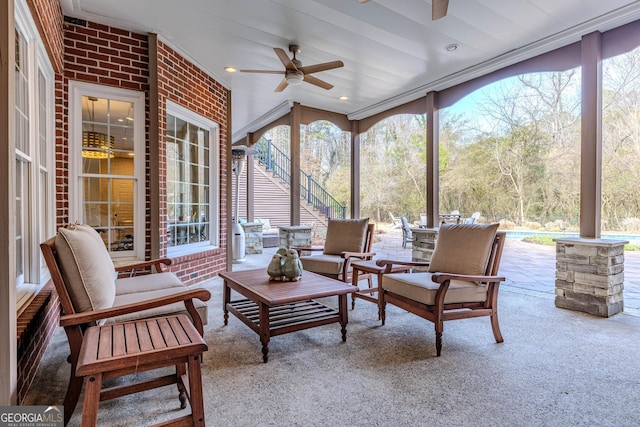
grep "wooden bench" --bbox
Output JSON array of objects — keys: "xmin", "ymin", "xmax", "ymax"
[{"xmin": 76, "ymin": 315, "xmax": 207, "ymax": 426}]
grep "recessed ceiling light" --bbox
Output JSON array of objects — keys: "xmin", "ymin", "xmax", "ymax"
[
  {"xmin": 445, "ymin": 43, "xmax": 458, "ymax": 52},
  {"xmin": 225, "ymin": 67, "xmax": 237, "ymax": 73},
  {"xmin": 339, "ymin": 96, "xmax": 348, "ymax": 101}
]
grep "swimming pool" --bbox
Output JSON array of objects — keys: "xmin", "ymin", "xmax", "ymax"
[{"xmin": 504, "ymin": 230, "xmax": 640, "ymax": 245}]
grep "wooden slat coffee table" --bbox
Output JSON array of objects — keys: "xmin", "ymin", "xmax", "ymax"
[{"xmin": 220, "ymin": 269, "xmax": 357, "ymax": 362}]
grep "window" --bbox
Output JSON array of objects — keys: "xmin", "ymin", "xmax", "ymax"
[
  {"xmin": 69, "ymin": 82, "xmax": 145, "ymax": 259},
  {"xmin": 166, "ymin": 102, "xmax": 220, "ymax": 256},
  {"xmin": 14, "ymin": 0, "xmax": 55, "ymax": 310}
]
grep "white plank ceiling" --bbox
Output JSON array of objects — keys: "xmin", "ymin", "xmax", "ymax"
[{"xmin": 60, "ymin": 0, "xmax": 640, "ymax": 140}]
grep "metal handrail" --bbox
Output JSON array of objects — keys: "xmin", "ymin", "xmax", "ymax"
[{"xmin": 255, "ymin": 139, "xmax": 346, "ymax": 219}]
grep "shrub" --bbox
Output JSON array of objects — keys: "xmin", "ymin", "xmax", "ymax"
[
  {"xmin": 498, "ymin": 220, "xmax": 515, "ymax": 230},
  {"xmin": 524, "ymin": 221, "xmax": 542, "ymax": 230},
  {"xmin": 621, "ymin": 218, "xmax": 640, "ymax": 232}
]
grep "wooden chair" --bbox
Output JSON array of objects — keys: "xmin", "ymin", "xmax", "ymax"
[
  {"xmin": 40, "ymin": 224, "xmax": 211, "ymax": 425},
  {"xmin": 376, "ymin": 223, "xmax": 506, "ymax": 356},
  {"xmin": 295, "ymin": 219, "xmax": 375, "ymax": 286}
]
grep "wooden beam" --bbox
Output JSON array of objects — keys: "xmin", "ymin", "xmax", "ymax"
[
  {"xmin": 580, "ymin": 32, "xmax": 602, "ymax": 238},
  {"xmin": 290, "ymin": 102, "xmax": 301, "ymax": 225},
  {"xmin": 226, "ymin": 88, "xmax": 233, "ymax": 271},
  {"xmin": 351, "ymin": 121, "xmax": 360, "ymax": 219},
  {"xmin": 246, "ymin": 133, "xmax": 254, "ymax": 222},
  {"xmin": 426, "ymin": 92, "xmax": 439, "ymax": 229}
]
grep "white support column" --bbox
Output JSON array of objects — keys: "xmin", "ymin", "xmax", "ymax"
[{"xmin": 0, "ymin": 0, "xmax": 17, "ymax": 405}]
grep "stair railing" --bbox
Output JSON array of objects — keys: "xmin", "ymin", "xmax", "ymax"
[{"xmin": 255, "ymin": 139, "xmax": 346, "ymax": 220}]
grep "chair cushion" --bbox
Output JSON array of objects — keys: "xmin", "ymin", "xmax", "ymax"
[
  {"xmin": 382, "ymin": 272, "xmax": 487, "ymax": 305},
  {"xmin": 300, "ymin": 254, "xmax": 345, "ymax": 276},
  {"xmin": 115, "ymin": 272, "xmax": 185, "ymax": 295},
  {"xmin": 428, "ymin": 223, "xmax": 499, "ymax": 275},
  {"xmin": 323, "ymin": 218, "xmax": 369, "ymax": 255},
  {"xmin": 55, "ymin": 224, "xmax": 116, "ymax": 313},
  {"xmin": 109, "ymin": 286, "xmax": 208, "ymax": 325}
]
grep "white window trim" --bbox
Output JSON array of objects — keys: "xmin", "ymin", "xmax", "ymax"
[
  {"xmin": 15, "ymin": 0, "xmax": 55, "ymax": 313},
  {"xmin": 166, "ymin": 100, "xmax": 220, "ymax": 258},
  {"xmin": 68, "ymin": 81, "xmax": 146, "ymax": 260}
]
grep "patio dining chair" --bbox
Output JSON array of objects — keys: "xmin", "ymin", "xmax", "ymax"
[
  {"xmin": 376, "ymin": 223, "xmax": 506, "ymax": 356},
  {"xmin": 40, "ymin": 224, "xmax": 211, "ymax": 425},
  {"xmin": 401, "ymin": 216, "xmax": 414, "ymax": 248}
]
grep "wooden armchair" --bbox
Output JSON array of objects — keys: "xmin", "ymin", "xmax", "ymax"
[
  {"xmin": 40, "ymin": 224, "xmax": 211, "ymax": 425},
  {"xmin": 295, "ymin": 219, "xmax": 375, "ymax": 285},
  {"xmin": 376, "ymin": 223, "xmax": 506, "ymax": 356}
]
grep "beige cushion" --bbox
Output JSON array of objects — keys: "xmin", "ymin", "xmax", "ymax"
[
  {"xmin": 115, "ymin": 272, "xmax": 185, "ymax": 295},
  {"xmin": 55, "ymin": 224, "xmax": 116, "ymax": 313},
  {"xmin": 323, "ymin": 218, "xmax": 369, "ymax": 255},
  {"xmin": 300, "ymin": 254, "xmax": 345, "ymax": 276},
  {"xmin": 428, "ymin": 223, "xmax": 499, "ymax": 275},
  {"xmin": 382, "ymin": 272, "xmax": 487, "ymax": 305},
  {"xmin": 109, "ymin": 287, "xmax": 208, "ymax": 325}
]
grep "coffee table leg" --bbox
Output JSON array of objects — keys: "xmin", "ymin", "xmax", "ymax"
[
  {"xmin": 259, "ymin": 302, "xmax": 270, "ymax": 363},
  {"xmin": 339, "ymin": 294, "xmax": 348, "ymax": 342},
  {"xmin": 223, "ymin": 281, "xmax": 230, "ymax": 325}
]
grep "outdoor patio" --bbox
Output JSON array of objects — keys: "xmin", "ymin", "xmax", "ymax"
[{"xmin": 240, "ymin": 227, "xmax": 640, "ymax": 317}]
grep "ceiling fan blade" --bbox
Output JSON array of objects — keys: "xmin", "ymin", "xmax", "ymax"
[
  {"xmin": 239, "ymin": 70, "xmax": 285, "ymax": 74},
  {"xmin": 274, "ymin": 78, "xmax": 289, "ymax": 92},
  {"xmin": 299, "ymin": 60, "xmax": 344, "ymax": 75},
  {"xmin": 432, "ymin": 0, "xmax": 449, "ymax": 20},
  {"xmin": 274, "ymin": 47, "xmax": 297, "ymax": 71},
  {"xmin": 303, "ymin": 74, "xmax": 333, "ymax": 90}
]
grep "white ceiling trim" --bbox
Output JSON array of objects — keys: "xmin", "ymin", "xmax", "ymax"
[
  {"xmin": 155, "ymin": 34, "xmax": 230, "ymax": 90},
  {"xmin": 232, "ymin": 100, "xmax": 294, "ymax": 142},
  {"xmin": 348, "ymin": 2, "xmax": 640, "ymax": 120}
]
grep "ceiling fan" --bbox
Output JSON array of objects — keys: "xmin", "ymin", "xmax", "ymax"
[
  {"xmin": 240, "ymin": 45, "xmax": 344, "ymax": 92},
  {"xmin": 358, "ymin": 0, "xmax": 450, "ymax": 20}
]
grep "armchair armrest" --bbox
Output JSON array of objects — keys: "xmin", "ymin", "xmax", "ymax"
[
  {"xmin": 375, "ymin": 259, "xmax": 430, "ymax": 273},
  {"xmin": 116, "ymin": 258, "xmax": 172, "ymax": 275},
  {"xmin": 431, "ymin": 272, "xmax": 506, "ymax": 284},
  {"xmin": 341, "ymin": 251, "xmax": 375, "ymax": 259},
  {"xmin": 59, "ymin": 288, "xmax": 211, "ymax": 328}
]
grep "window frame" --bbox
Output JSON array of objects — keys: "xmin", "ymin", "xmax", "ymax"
[
  {"xmin": 14, "ymin": 0, "xmax": 56, "ymax": 312},
  {"xmin": 68, "ymin": 81, "xmax": 146, "ymax": 260},
  {"xmin": 165, "ymin": 101, "xmax": 220, "ymax": 258}
]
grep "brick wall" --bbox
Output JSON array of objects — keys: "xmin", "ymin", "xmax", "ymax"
[
  {"xmin": 155, "ymin": 39, "xmax": 229, "ymax": 284},
  {"xmin": 16, "ymin": 12, "xmax": 229, "ymax": 403},
  {"xmin": 27, "ymin": 0, "xmax": 64, "ymax": 73},
  {"xmin": 16, "ymin": 284, "xmax": 59, "ymax": 404},
  {"xmin": 62, "ymin": 18, "xmax": 151, "ymax": 258}
]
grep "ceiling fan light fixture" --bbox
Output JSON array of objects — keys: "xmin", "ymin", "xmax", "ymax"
[{"xmin": 285, "ymin": 73, "xmax": 304, "ymax": 86}]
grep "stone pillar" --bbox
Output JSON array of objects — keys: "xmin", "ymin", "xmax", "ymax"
[
  {"xmin": 279, "ymin": 225, "xmax": 312, "ymax": 250},
  {"xmin": 241, "ymin": 222, "xmax": 263, "ymax": 254},
  {"xmin": 554, "ymin": 238, "xmax": 627, "ymax": 317},
  {"xmin": 411, "ymin": 228, "xmax": 438, "ymax": 272}
]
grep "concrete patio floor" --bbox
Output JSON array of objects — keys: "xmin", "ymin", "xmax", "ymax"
[{"xmin": 236, "ymin": 227, "xmax": 640, "ymax": 317}]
